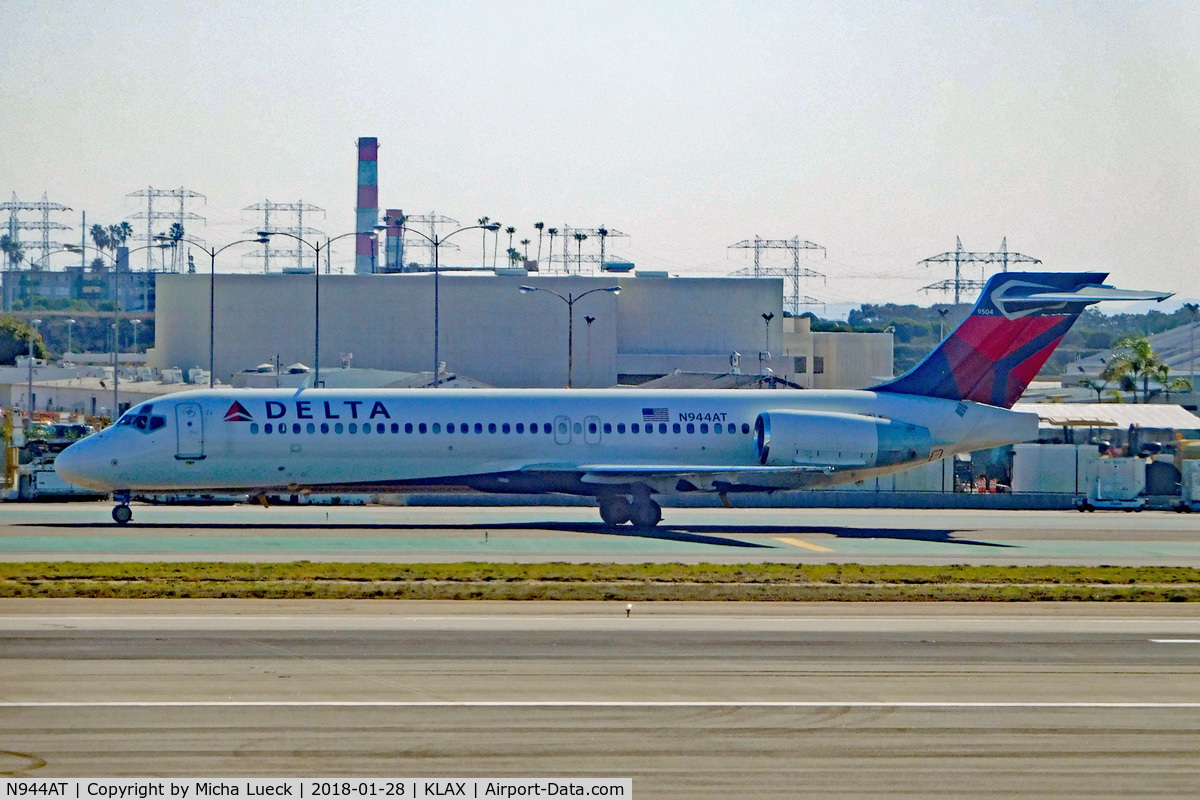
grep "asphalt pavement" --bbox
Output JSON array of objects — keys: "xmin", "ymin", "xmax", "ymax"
[
  {"xmin": 2, "ymin": 503, "xmax": 1200, "ymax": 564},
  {"xmin": 3, "ymin": 601, "xmax": 1200, "ymax": 797}
]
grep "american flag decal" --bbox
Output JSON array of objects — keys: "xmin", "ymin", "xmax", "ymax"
[{"xmin": 642, "ymin": 407, "xmax": 669, "ymax": 422}]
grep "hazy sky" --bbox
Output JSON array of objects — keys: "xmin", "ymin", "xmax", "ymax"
[{"xmin": 2, "ymin": 1, "xmax": 1197, "ymax": 315}]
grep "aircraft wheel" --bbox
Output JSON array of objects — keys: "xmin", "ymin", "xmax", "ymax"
[
  {"xmin": 630, "ymin": 498, "xmax": 662, "ymax": 529},
  {"xmin": 112, "ymin": 504, "xmax": 133, "ymax": 525},
  {"xmin": 599, "ymin": 496, "xmax": 632, "ymax": 526}
]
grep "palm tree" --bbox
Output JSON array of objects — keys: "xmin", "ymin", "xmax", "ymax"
[
  {"xmin": 546, "ymin": 228, "xmax": 558, "ymax": 272},
  {"xmin": 597, "ymin": 226, "xmax": 608, "ymax": 271},
  {"xmin": 1105, "ymin": 335, "xmax": 1162, "ymax": 403},
  {"xmin": 90, "ymin": 224, "xmax": 111, "ymax": 262},
  {"xmin": 166, "ymin": 222, "xmax": 185, "ymax": 271},
  {"xmin": 1153, "ymin": 363, "xmax": 1194, "ymax": 402},
  {"xmin": 520, "ymin": 239, "xmax": 530, "ymax": 260},
  {"xmin": 477, "ymin": 217, "xmax": 490, "ymax": 267},
  {"xmin": 534, "ymin": 222, "xmax": 544, "ymax": 266},
  {"xmin": 0, "ymin": 234, "xmax": 24, "ymax": 270},
  {"xmin": 573, "ymin": 232, "xmax": 588, "ymax": 274},
  {"xmin": 507, "ymin": 247, "xmax": 523, "ymax": 267},
  {"xmin": 1079, "ymin": 376, "xmax": 1109, "ymax": 403},
  {"xmin": 505, "ymin": 226, "xmax": 516, "ymax": 255},
  {"xmin": 492, "ymin": 223, "xmax": 502, "ymax": 268}
]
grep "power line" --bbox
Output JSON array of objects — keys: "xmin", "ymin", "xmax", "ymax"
[
  {"xmin": 244, "ymin": 200, "xmax": 325, "ymax": 272},
  {"xmin": 128, "ymin": 187, "xmax": 206, "ymax": 272},
  {"xmin": 919, "ymin": 236, "xmax": 1041, "ymax": 304},
  {"xmin": 728, "ymin": 236, "xmax": 826, "ymax": 315},
  {"xmin": 2, "ymin": 192, "xmax": 72, "ymax": 268}
]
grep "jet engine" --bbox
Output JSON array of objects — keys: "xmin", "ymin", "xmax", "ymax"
[{"xmin": 754, "ymin": 410, "xmax": 932, "ymax": 468}]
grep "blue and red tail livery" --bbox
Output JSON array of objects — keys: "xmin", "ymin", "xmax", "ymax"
[{"xmin": 873, "ymin": 272, "xmax": 1116, "ymax": 408}]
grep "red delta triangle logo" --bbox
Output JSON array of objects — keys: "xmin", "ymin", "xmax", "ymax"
[{"xmin": 224, "ymin": 401, "xmax": 253, "ymax": 422}]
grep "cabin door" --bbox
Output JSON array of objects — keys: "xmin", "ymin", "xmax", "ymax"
[{"xmin": 175, "ymin": 403, "xmax": 205, "ymax": 460}]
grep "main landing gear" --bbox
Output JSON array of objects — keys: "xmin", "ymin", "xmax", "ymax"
[
  {"xmin": 112, "ymin": 491, "xmax": 133, "ymax": 525},
  {"xmin": 599, "ymin": 495, "xmax": 662, "ymax": 528}
]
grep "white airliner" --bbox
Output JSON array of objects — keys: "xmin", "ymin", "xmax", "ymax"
[{"xmin": 55, "ymin": 272, "xmax": 1169, "ymax": 527}]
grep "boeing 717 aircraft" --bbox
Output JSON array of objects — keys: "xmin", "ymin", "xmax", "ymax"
[{"xmin": 55, "ymin": 272, "xmax": 1168, "ymax": 527}]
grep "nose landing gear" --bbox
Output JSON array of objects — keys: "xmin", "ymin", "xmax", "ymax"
[{"xmin": 112, "ymin": 491, "xmax": 132, "ymax": 525}]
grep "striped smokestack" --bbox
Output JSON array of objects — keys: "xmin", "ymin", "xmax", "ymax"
[
  {"xmin": 385, "ymin": 208, "xmax": 403, "ymax": 272},
  {"xmin": 355, "ymin": 137, "xmax": 379, "ymax": 274}
]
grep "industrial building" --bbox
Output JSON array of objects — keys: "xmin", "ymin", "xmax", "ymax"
[{"xmin": 147, "ymin": 272, "xmax": 893, "ymax": 389}]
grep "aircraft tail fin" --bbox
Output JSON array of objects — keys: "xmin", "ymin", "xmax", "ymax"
[{"xmin": 871, "ymin": 272, "xmax": 1172, "ymax": 408}]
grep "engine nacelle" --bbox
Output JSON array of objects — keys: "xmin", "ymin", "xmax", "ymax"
[{"xmin": 754, "ymin": 410, "xmax": 932, "ymax": 468}]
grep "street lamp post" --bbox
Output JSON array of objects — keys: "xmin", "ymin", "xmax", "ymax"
[
  {"xmin": 1185, "ymin": 303, "xmax": 1199, "ymax": 391},
  {"xmin": 402, "ymin": 221, "xmax": 501, "ymax": 387},
  {"xmin": 193, "ymin": 236, "xmax": 271, "ymax": 387},
  {"xmin": 518, "ymin": 285, "xmax": 621, "ymax": 388},
  {"xmin": 258, "ymin": 230, "xmax": 373, "ymax": 389},
  {"xmin": 131, "ymin": 319, "xmax": 142, "ymax": 356},
  {"xmin": 67, "ymin": 240, "xmax": 175, "ymax": 421},
  {"xmin": 66, "ymin": 318, "xmax": 75, "ymax": 358},
  {"xmin": 26, "ymin": 318, "xmax": 41, "ymax": 426},
  {"xmin": 761, "ymin": 312, "xmax": 774, "ymax": 375}
]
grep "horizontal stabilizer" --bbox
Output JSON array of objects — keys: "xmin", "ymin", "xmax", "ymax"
[{"xmin": 1022, "ymin": 285, "xmax": 1173, "ymax": 304}]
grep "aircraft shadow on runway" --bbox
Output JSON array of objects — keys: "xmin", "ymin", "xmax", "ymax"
[{"xmin": 26, "ymin": 519, "xmax": 1012, "ymax": 549}]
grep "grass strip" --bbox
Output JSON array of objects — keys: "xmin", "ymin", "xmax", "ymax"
[{"xmin": 0, "ymin": 562, "xmax": 1198, "ymax": 600}]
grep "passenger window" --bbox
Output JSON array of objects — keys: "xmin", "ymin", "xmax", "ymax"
[
  {"xmin": 588, "ymin": 422, "xmax": 598, "ymax": 434},
  {"xmin": 741, "ymin": 423, "xmax": 750, "ymax": 434},
  {"xmin": 306, "ymin": 423, "xmax": 315, "ymax": 434},
  {"xmin": 714, "ymin": 424, "xmax": 722, "ymax": 434},
  {"xmin": 573, "ymin": 422, "xmax": 582, "ymax": 434},
  {"xmin": 685, "ymin": 423, "xmax": 694, "ymax": 434},
  {"xmin": 617, "ymin": 423, "xmax": 625, "ymax": 434},
  {"xmin": 700, "ymin": 423, "xmax": 708, "ymax": 434},
  {"xmin": 404, "ymin": 423, "xmax": 413, "ymax": 434},
  {"xmin": 335, "ymin": 423, "xmax": 344, "ymax": 434},
  {"xmin": 265, "ymin": 423, "xmax": 273, "ymax": 434},
  {"xmin": 543, "ymin": 423, "xmax": 552, "ymax": 434},
  {"xmin": 448, "ymin": 423, "xmax": 456, "ymax": 434},
  {"xmin": 418, "ymin": 423, "xmax": 426, "ymax": 434},
  {"xmin": 631, "ymin": 423, "xmax": 639, "ymax": 433},
  {"xmin": 349, "ymin": 423, "xmax": 359, "ymax": 434},
  {"xmin": 673, "ymin": 423, "xmax": 682, "ymax": 434},
  {"xmin": 278, "ymin": 425, "xmax": 286, "ymax": 435},
  {"xmin": 488, "ymin": 423, "xmax": 497, "ymax": 434},
  {"xmin": 363, "ymin": 424, "xmax": 370, "ymax": 435},
  {"xmin": 530, "ymin": 422, "xmax": 538, "ymax": 433},
  {"xmin": 728, "ymin": 423, "xmax": 737, "ymax": 434},
  {"xmin": 475, "ymin": 423, "xmax": 483, "ymax": 434},
  {"xmin": 321, "ymin": 423, "xmax": 329, "ymax": 434},
  {"xmin": 431, "ymin": 423, "xmax": 440, "ymax": 434},
  {"xmin": 603, "ymin": 423, "xmax": 611, "ymax": 434},
  {"xmin": 250, "ymin": 423, "xmax": 260, "ymax": 434},
  {"xmin": 377, "ymin": 423, "xmax": 385, "ymax": 434},
  {"xmin": 292, "ymin": 423, "xmax": 301, "ymax": 434},
  {"xmin": 391, "ymin": 423, "xmax": 399, "ymax": 433},
  {"xmin": 502, "ymin": 423, "xmax": 510, "ymax": 434},
  {"xmin": 557, "ymin": 422, "xmax": 568, "ymax": 435},
  {"xmin": 659, "ymin": 423, "xmax": 667, "ymax": 434},
  {"xmin": 516, "ymin": 423, "xmax": 525, "ymax": 434}
]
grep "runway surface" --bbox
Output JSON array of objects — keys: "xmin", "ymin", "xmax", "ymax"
[
  {"xmin": 3, "ymin": 600, "xmax": 1200, "ymax": 797},
  {"xmin": 2, "ymin": 502, "xmax": 1200, "ymax": 565}
]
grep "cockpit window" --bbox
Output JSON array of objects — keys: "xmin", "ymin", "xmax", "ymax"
[{"xmin": 121, "ymin": 406, "xmax": 167, "ymax": 434}]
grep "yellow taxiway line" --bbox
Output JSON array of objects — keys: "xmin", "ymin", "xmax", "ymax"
[{"xmin": 774, "ymin": 536, "xmax": 835, "ymax": 552}]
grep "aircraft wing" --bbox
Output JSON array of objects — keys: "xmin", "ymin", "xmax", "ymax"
[{"xmin": 519, "ymin": 463, "xmax": 837, "ymax": 493}]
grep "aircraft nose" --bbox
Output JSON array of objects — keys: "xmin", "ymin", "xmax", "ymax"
[{"xmin": 54, "ymin": 439, "xmax": 113, "ymax": 491}]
